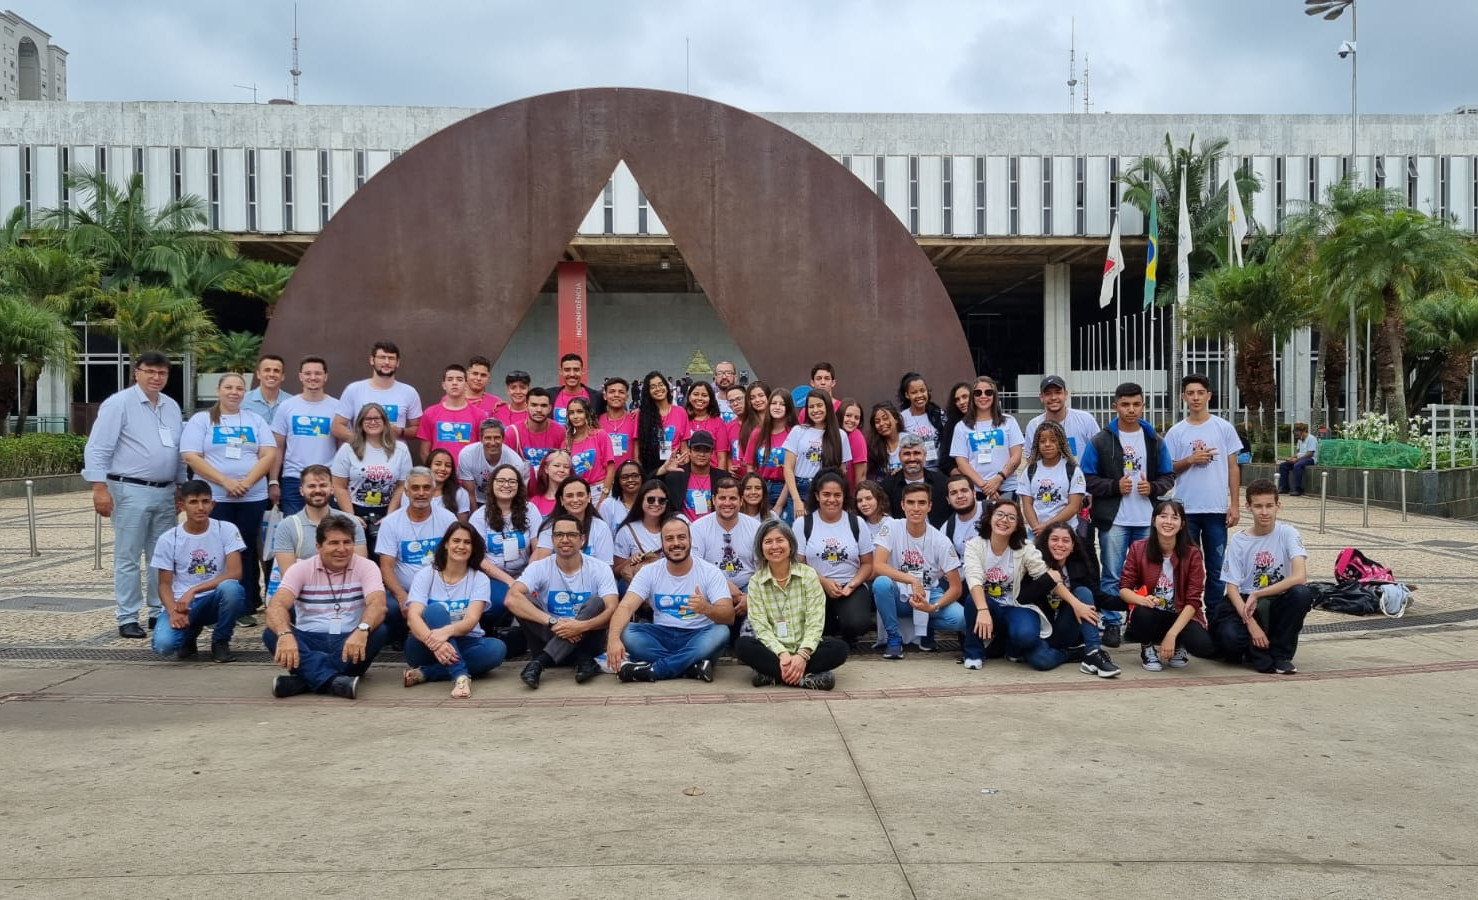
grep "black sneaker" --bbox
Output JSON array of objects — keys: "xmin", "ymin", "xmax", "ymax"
[
  {"xmin": 1274, "ymin": 659, "xmax": 1299, "ymax": 675},
  {"xmin": 1101, "ymin": 623, "xmax": 1122, "ymax": 648},
  {"xmin": 685, "ymin": 659, "xmax": 715, "ymax": 683},
  {"xmin": 752, "ymin": 671, "xmax": 777, "ymax": 687},
  {"xmin": 618, "ymin": 660, "xmax": 656, "ymax": 683},
  {"xmin": 520, "ymin": 659, "xmax": 544, "ymax": 690},
  {"xmin": 272, "ymin": 674, "xmax": 309, "ymax": 698},
  {"xmin": 918, "ymin": 636, "xmax": 938, "ymax": 652},
  {"xmin": 176, "ymin": 634, "xmax": 200, "ymax": 660},
  {"xmin": 1080, "ymin": 649, "xmax": 1121, "ymax": 678},
  {"xmin": 147, "ymin": 614, "xmax": 160, "ymax": 631},
  {"xmin": 798, "ymin": 671, "xmax": 835, "ymax": 691},
  {"xmin": 118, "ymin": 622, "xmax": 147, "ymax": 639},
  {"xmin": 328, "ymin": 675, "xmax": 359, "ymax": 699},
  {"xmin": 210, "ymin": 641, "xmax": 236, "ymax": 663},
  {"xmin": 574, "ymin": 657, "xmax": 601, "ymax": 684}
]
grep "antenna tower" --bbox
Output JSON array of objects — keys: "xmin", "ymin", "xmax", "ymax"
[
  {"xmin": 290, "ymin": 4, "xmax": 302, "ymax": 103},
  {"xmin": 1083, "ymin": 55, "xmax": 1091, "ymax": 114},
  {"xmin": 1066, "ymin": 18, "xmax": 1077, "ymax": 113}
]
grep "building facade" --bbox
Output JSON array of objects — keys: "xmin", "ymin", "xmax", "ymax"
[{"xmin": 0, "ymin": 11, "xmax": 65, "ymax": 102}]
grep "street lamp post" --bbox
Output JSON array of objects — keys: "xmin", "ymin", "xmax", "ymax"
[{"xmin": 1305, "ymin": 0, "xmax": 1359, "ymax": 424}]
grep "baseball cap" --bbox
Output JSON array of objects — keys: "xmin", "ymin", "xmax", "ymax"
[
  {"xmin": 1040, "ymin": 375, "xmax": 1067, "ymax": 392},
  {"xmin": 687, "ymin": 429, "xmax": 716, "ymax": 450}
]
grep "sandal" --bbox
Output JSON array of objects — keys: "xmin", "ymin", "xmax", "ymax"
[
  {"xmin": 450, "ymin": 675, "xmax": 472, "ymax": 699},
  {"xmin": 403, "ymin": 667, "xmax": 426, "ymax": 688}
]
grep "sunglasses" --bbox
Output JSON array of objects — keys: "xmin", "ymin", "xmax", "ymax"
[
  {"xmin": 644, "ymin": 496, "xmax": 669, "ymax": 505},
  {"xmin": 974, "ymin": 389, "xmax": 996, "ymax": 397}
]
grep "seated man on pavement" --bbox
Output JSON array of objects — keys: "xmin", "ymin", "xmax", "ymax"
[
  {"xmin": 1212, "ymin": 479, "xmax": 1313, "ymax": 675},
  {"xmin": 150, "ymin": 479, "xmax": 247, "ymax": 663}
]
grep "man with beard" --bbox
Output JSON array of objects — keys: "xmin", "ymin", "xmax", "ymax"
[
  {"xmin": 270, "ymin": 356, "xmax": 338, "ymax": 516},
  {"xmin": 457, "ymin": 418, "xmax": 530, "ymax": 509},
  {"xmin": 376, "ymin": 467, "xmax": 459, "ymax": 647},
  {"xmin": 506, "ymin": 513, "xmax": 620, "ymax": 688},
  {"xmin": 882, "ymin": 434, "xmax": 950, "ymax": 527},
  {"xmin": 331, "ymin": 340, "xmax": 423, "ymax": 445}
]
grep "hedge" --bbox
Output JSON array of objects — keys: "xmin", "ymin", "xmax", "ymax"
[{"xmin": 0, "ymin": 433, "xmax": 89, "ymax": 479}]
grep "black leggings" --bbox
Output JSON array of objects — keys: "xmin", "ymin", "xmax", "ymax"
[
  {"xmin": 735, "ymin": 635, "xmax": 849, "ymax": 679},
  {"xmin": 1123, "ymin": 608, "xmax": 1218, "ymax": 658},
  {"xmin": 825, "ymin": 583, "xmax": 874, "ymax": 643}
]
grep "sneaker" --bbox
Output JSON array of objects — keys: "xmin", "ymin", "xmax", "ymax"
[
  {"xmin": 1064, "ymin": 644, "xmax": 1088, "ymax": 663},
  {"xmin": 618, "ymin": 660, "xmax": 656, "ymax": 683},
  {"xmin": 918, "ymin": 636, "xmax": 938, "ymax": 652},
  {"xmin": 686, "ymin": 659, "xmax": 715, "ymax": 683},
  {"xmin": 210, "ymin": 641, "xmax": 236, "ymax": 664},
  {"xmin": 272, "ymin": 674, "xmax": 309, "ymax": 698},
  {"xmin": 883, "ymin": 638, "xmax": 903, "ymax": 660},
  {"xmin": 1005, "ymin": 654, "xmax": 1024, "ymax": 664},
  {"xmin": 1080, "ymin": 649, "xmax": 1121, "ymax": 678},
  {"xmin": 870, "ymin": 639, "xmax": 887, "ymax": 650},
  {"xmin": 752, "ymin": 671, "xmax": 777, "ymax": 687},
  {"xmin": 1274, "ymin": 659, "xmax": 1299, "ymax": 675},
  {"xmin": 798, "ymin": 671, "xmax": 835, "ymax": 691},
  {"xmin": 1102, "ymin": 623, "xmax": 1122, "ymax": 648},
  {"xmin": 1140, "ymin": 645, "xmax": 1163, "ymax": 672},
  {"xmin": 962, "ymin": 657, "xmax": 983, "ymax": 670},
  {"xmin": 1167, "ymin": 647, "xmax": 1190, "ymax": 668},
  {"xmin": 328, "ymin": 675, "xmax": 359, "ymax": 699},
  {"xmin": 236, "ymin": 614, "xmax": 258, "ymax": 628},
  {"xmin": 175, "ymin": 634, "xmax": 199, "ymax": 660}
]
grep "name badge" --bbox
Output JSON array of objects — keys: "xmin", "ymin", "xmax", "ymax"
[
  {"xmin": 225, "ymin": 436, "xmax": 244, "ymax": 460},
  {"xmin": 498, "ymin": 529, "xmax": 525, "ymax": 564},
  {"xmin": 776, "ymin": 620, "xmax": 790, "ymax": 638},
  {"xmin": 689, "ymin": 489, "xmax": 711, "ymax": 516},
  {"xmin": 158, "ymin": 426, "xmax": 176, "ymax": 448},
  {"xmin": 609, "ymin": 432, "xmax": 629, "ymax": 455},
  {"xmin": 553, "ymin": 407, "xmax": 569, "ymax": 425},
  {"xmin": 329, "ymin": 604, "xmax": 343, "ymax": 635}
]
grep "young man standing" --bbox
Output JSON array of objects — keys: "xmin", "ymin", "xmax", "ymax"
[
  {"xmin": 1278, "ymin": 423, "xmax": 1319, "ymax": 496},
  {"xmin": 941, "ymin": 473, "xmax": 984, "ymax": 561},
  {"xmin": 465, "ymin": 356, "xmax": 509, "ymax": 420},
  {"xmin": 551, "ymin": 353, "xmax": 606, "ymax": 425},
  {"xmin": 1079, "ymin": 382, "xmax": 1176, "ymax": 648},
  {"xmin": 1024, "ymin": 375, "xmax": 1101, "ymax": 461},
  {"xmin": 506, "ymin": 512, "xmax": 620, "ymax": 688},
  {"xmin": 598, "ymin": 377, "xmax": 638, "ymax": 470},
  {"xmin": 417, "ymin": 364, "xmax": 485, "ymax": 460},
  {"xmin": 658, "ymin": 428, "xmax": 719, "ymax": 520},
  {"xmin": 503, "ymin": 370, "xmax": 532, "ymax": 428},
  {"xmin": 242, "ymin": 355, "xmax": 292, "ymax": 425},
  {"xmin": 331, "ymin": 341, "xmax": 423, "ymax": 445},
  {"xmin": 150, "ymin": 480, "xmax": 248, "ymax": 662},
  {"xmin": 270, "ymin": 356, "xmax": 338, "ymax": 516},
  {"xmin": 1214, "ymin": 479, "xmax": 1313, "ymax": 675},
  {"xmin": 508, "ymin": 388, "xmax": 567, "ymax": 470},
  {"xmin": 871, "ymin": 483, "xmax": 965, "ymax": 659},
  {"xmin": 1164, "ymin": 373, "xmax": 1242, "ymax": 616}
]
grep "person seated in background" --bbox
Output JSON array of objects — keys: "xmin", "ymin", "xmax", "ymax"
[
  {"xmin": 1277, "ymin": 422, "xmax": 1319, "ymax": 497},
  {"xmin": 149, "ymin": 480, "xmax": 247, "ymax": 663},
  {"xmin": 1212, "ymin": 480, "xmax": 1313, "ymax": 675},
  {"xmin": 737, "ymin": 519, "xmax": 849, "ymax": 691}
]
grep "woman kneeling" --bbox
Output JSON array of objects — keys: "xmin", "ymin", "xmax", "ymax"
[{"xmin": 403, "ymin": 522, "xmax": 508, "ymax": 698}]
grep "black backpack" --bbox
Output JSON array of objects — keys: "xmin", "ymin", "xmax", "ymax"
[{"xmin": 801, "ymin": 510, "xmax": 861, "ymax": 545}]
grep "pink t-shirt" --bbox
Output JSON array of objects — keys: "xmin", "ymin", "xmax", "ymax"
[
  {"xmin": 843, "ymin": 427, "xmax": 868, "ymax": 486},
  {"xmin": 599, "ymin": 411, "xmax": 639, "ymax": 468},
  {"xmin": 745, "ymin": 426, "xmax": 793, "ymax": 481},
  {"xmin": 277, "ymin": 555, "xmax": 385, "ymax": 634},
  {"xmin": 509, "ymin": 420, "xmax": 567, "ymax": 469},
  {"xmin": 687, "ymin": 416, "xmax": 731, "ymax": 461},
  {"xmin": 416, "ymin": 401, "xmax": 485, "ymax": 457},
  {"xmin": 504, "ymin": 406, "xmax": 530, "ymax": 428},
  {"xmin": 658, "ymin": 406, "xmax": 690, "ymax": 460},
  {"xmin": 469, "ymin": 395, "xmax": 511, "ymax": 424},
  {"xmin": 552, "ymin": 387, "xmax": 593, "ymax": 426},
  {"xmin": 679, "ymin": 470, "xmax": 715, "ymax": 520},
  {"xmin": 568, "ymin": 429, "xmax": 615, "ymax": 484},
  {"xmin": 530, "ymin": 493, "xmax": 558, "ymax": 517}
]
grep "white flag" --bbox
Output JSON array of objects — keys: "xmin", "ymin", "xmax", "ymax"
[
  {"xmin": 1227, "ymin": 171, "xmax": 1248, "ymax": 268},
  {"xmin": 1177, "ymin": 169, "xmax": 1192, "ymax": 305},
  {"xmin": 1099, "ymin": 214, "xmax": 1123, "ymax": 308}
]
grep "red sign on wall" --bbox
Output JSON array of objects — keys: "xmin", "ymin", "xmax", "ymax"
[{"xmin": 557, "ymin": 261, "xmax": 588, "ymax": 367}]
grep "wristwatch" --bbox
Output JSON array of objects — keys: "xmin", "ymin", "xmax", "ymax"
[
  {"xmin": 546, "ymin": 615, "xmax": 558, "ymax": 626},
  {"xmin": 355, "ymin": 622, "xmax": 370, "ymax": 633}
]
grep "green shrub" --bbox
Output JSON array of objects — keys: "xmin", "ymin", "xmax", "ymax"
[{"xmin": 0, "ymin": 433, "xmax": 89, "ymax": 479}]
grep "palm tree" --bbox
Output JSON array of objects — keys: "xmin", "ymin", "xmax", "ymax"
[
  {"xmin": 1185, "ymin": 261, "xmax": 1314, "ymax": 456},
  {"xmin": 223, "ymin": 259, "xmax": 294, "ymax": 319},
  {"xmin": 35, "ymin": 168, "xmax": 234, "ymax": 288},
  {"xmin": 0, "ymin": 297, "xmax": 77, "ymax": 435},
  {"xmin": 0, "ymin": 245, "xmax": 100, "ymax": 433},
  {"xmin": 96, "ymin": 286, "xmax": 221, "ymax": 360},
  {"xmin": 1404, "ymin": 292, "xmax": 1478, "ymax": 407},
  {"xmin": 1316, "ymin": 208, "xmax": 1478, "ymax": 437}
]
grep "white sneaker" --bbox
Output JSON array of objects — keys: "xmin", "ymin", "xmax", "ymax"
[
  {"xmin": 963, "ymin": 657, "xmax": 983, "ymax": 670},
  {"xmin": 1167, "ymin": 647, "xmax": 1190, "ymax": 668},
  {"xmin": 1140, "ymin": 645, "xmax": 1163, "ymax": 672}
]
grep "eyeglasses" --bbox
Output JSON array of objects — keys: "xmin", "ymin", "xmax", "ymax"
[
  {"xmin": 552, "ymin": 531, "xmax": 582, "ymax": 540},
  {"xmin": 992, "ymin": 512, "xmax": 1018, "ymax": 522},
  {"xmin": 644, "ymin": 496, "xmax": 668, "ymax": 505},
  {"xmin": 974, "ymin": 389, "xmax": 996, "ymax": 397},
  {"xmin": 361, "ymin": 416, "xmax": 386, "ymax": 423},
  {"xmin": 620, "ymin": 472, "xmax": 643, "ymax": 480},
  {"xmin": 492, "ymin": 477, "xmax": 520, "ymax": 486}
]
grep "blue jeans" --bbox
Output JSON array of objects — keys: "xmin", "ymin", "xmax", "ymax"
[
  {"xmin": 106, "ymin": 480, "xmax": 177, "ymax": 625},
  {"xmin": 279, "ymin": 475, "xmax": 305, "ymax": 516},
  {"xmin": 1097, "ymin": 524, "xmax": 1150, "ymax": 627},
  {"xmin": 151, "ymin": 580, "xmax": 246, "ymax": 655},
  {"xmin": 1185, "ymin": 513, "xmax": 1228, "ymax": 618},
  {"xmin": 404, "ymin": 602, "xmax": 507, "ymax": 681},
  {"xmin": 766, "ymin": 479, "xmax": 795, "ymax": 525},
  {"xmin": 621, "ymin": 621, "xmax": 730, "ymax": 679},
  {"xmin": 211, "ymin": 499, "xmax": 269, "ymax": 610},
  {"xmin": 873, "ymin": 578, "xmax": 966, "ymax": 643},
  {"xmin": 1278, "ymin": 458, "xmax": 1316, "ymax": 493},
  {"xmin": 263, "ymin": 624, "xmax": 388, "ymax": 691},
  {"xmin": 794, "ymin": 476, "xmax": 813, "ymax": 515}
]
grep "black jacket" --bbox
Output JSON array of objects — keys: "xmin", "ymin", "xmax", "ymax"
[
  {"xmin": 882, "ymin": 469, "xmax": 951, "ymax": 528},
  {"xmin": 1079, "ymin": 418, "xmax": 1176, "ymax": 530},
  {"xmin": 548, "ymin": 383, "xmax": 608, "ymax": 418}
]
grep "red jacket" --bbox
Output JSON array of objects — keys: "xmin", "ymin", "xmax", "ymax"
[{"xmin": 1120, "ymin": 539, "xmax": 1207, "ymax": 627}]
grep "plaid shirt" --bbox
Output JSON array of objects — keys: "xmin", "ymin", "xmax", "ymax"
[{"xmin": 746, "ymin": 562, "xmax": 826, "ymax": 656}]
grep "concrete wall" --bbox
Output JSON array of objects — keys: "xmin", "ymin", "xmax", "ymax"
[
  {"xmin": 1244, "ymin": 463, "xmax": 1478, "ymax": 520},
  {"xmin": 488, "ymin": 292, "xmax": 756, "ymax": 389}
]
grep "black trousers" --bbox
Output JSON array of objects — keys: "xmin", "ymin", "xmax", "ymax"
[
  {"xmin": 735, "ymin": 635, "xmax": 849, "ymax": 679},
  {"xmin": 1210, "ymin": 585, "xmax": 1313, "ymax": 671},
  {"xmin": 825, "ymin": 583, "xmax": 874, "ymax": 643},
  {"xmin": 1123, "ymin": 607, "xmax": 1218, "ymax": 658}
]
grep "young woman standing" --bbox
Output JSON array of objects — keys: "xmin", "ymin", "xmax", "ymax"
[{"xmin": 950, "ymin": 376, "xmax": 1024, "ymax": 502}]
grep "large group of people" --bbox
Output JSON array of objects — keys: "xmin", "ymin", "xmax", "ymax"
[{"xmin": 82, "ymin": 343, "xmax": 1316, "ymax": 699}]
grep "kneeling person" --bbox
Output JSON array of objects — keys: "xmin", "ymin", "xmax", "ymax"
[
  {"xmin": 264, "ymin": 515, "xmax": 388, "ymax": 699},
  {"xmin": 150, "ymin": 480, "xmax": 248, "ymax": 662},
  {"xmin": 506, "ymin": 513, "xmax": 620, "ymax": 688},
  {"xmin": 737, "ymin": 519, "xmax": 848, "ymax": 691},
  {"xmin": 607, "ymin": 517, "xmax": 735, "ymax": 682},
  {"xmin": 1214, "ymin": 479, "xmax": 1313, "ymax": 674}
]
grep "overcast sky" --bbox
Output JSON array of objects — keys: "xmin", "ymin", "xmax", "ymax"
[{"xmin": 33, "ymin": 0, "xmax": 1478, "ymax": 115}]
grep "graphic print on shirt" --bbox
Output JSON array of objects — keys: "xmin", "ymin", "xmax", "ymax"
[
  {"xmin": 572, "ymin": 448, "xmax": 598, "ymax": 475},
  {"xmin": 1122, "ymin": 446, "xmax": 1144, "ymax": 479},
  {"xmin": 718, "ymin": 540, "xmax": 740, "ymax": 573},
  {"xmin": 982, "ymin": 564, "xmax": 1010, "ymax": 600},
  {"xmin": 524, "ymin": 446, "xmax": 553, "ymax": 467},
  {"xmin": 608, "ymin": 431, "xmax": 629, "ymax": 456},
  {"xmin": 358, "ymin": 464, "xmax": 395, "ymax": 506},
  {"xmin": 911, "ymin": 424, "xmax": 939, "ymax": 460},
  {"xmin": 1036, "ymin": 477, "xmax": 1063, "ymax": 505},
  {"xmin": 436, "ymin": 421, "xmax": 472, "ymax": 442},
  {"xmin": 654, "ymin": 592, "xmax": 696, "ymax": 619},
  {"xmin": 381, "ymin": 404, "xmax": 400, "ymax": 425},
  {"xmin": 819, "ymin": 537, "xmax": 849, "ymax": 565},
  {"xmin": 1252, "ymin": 549, "xmax": 1283, "ymax": 588},
  {"xmin": 1152, "ymin": 567, "xmax": 1175, "ymax": 610},
  {"xmin": 291, "ymin": 415, "xmax": 329, "ymax": 436},
  {"xmin": 211, "ymin": 425, "xmax": 257, "ymax": 446},
  {"xmin": 899, "ymin": 548, "xmax": 933, "ymax": 588},
  {"xmin": 760, "ymin": 446, "xmax": 785, "ymax": 467},
  {"xmin": 399, "ymin": 537, "xmax": 440, "ymax": 566},
  {"xmin": 804, "ymin": 435, "xmax": 822, "ymax": 465},
  {"xmin": 547, "ymin": 589, "xmax": 590, "ymax": 617},
  {"xmin": 1190, "ymin": 437, "xmax": 1218, "ymax": 460},
  {"xmin": 187, "ymin": 547, "xmax": 219, "ymax": 577}
]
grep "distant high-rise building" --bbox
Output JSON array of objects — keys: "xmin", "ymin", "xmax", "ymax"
[{"xmin": 1, "ymin": 10, "xmax": 66, "ymax": 101}]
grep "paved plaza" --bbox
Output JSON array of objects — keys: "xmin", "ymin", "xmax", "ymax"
[{"xmin": 3, "ymin": 489, "xmax": 1477, "ymax": 898}]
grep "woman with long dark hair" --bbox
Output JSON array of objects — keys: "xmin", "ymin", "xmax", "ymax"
[
  {"xmin": 866, "ymin": 402, "xmax": 904, "ymax": 480},
  {"xmin": 940, "ymin": 381, "xmax": 972, "ymax": 477},
  {"xmin": 897, "ymin": 372, "xmax": 949, "ymax": 471},
  {"xmin": 738, "ymin": 472, "xmax": 773, "ymax": 521},
  {"xmin": 468, "ymin": 462, "xmax": 542, "ymax": 611},
  {"xmin": 795, "ymin": 471, "xmax": 874, "ymax": 648},
  {"xmin": 563, "ymin": 396, "xmax": 615, "ymax": 502},
  {"xmin": 530, "ymin": 449, "xmax": 574, "ymax": 518},
  {"xmin": 425, "ymin": 447, "xmax": 471, "ymax": 520},
  {"xmin": 837, "ymin": 398, "xmax": 871, "ymax": 487},
  {"xmin": 780, "ymin": 389, "xmax": 849, "ymax": 517},
  {"xmin": 613, "ymin": 478, "xmax": 674, "ymax": 583},
  {"xmin": 1030, "ymin": 521, "xmax": 1120, "ymax": 677},
  {"xmin": 599, "ymin": 459, "xmax": 645, "ymax": 530},
  {"xmin": 636, "ymin": 370, "xmax": 689, "ymax": 477},
  {"xmin": 950, "ymin": 375, "xmax": 1024, "ymax": 502},
  {"xmin": 402, "ymin": 521, "xmax": 506, "ymax": 699},
  {"xmin": 684, "ymin": 380, "xmax": 731, "ymax": 473},
  {"xmin": 1118, "ymin": 498, "xmax": 1216, "ymax": 671}
]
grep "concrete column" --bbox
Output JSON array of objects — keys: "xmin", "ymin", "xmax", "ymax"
[
  {"xmin": 1042, "ymin": 262, "xmax": 1071, "ymax": 377},
  {"xmin": 37, "ymin": 361, "xmax": 67, "ymax": 429},
  {"xmin": 1280, "ymin": 326, "xmax": 1313, "ymax": 425}
]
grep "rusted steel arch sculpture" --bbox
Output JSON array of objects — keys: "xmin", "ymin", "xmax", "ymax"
[{"xmin": 265, "ymin": 88, "xmax": 973, "ymax": 405}]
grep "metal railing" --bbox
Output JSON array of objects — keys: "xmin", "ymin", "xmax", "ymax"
[{"xmin": 1420, "ymin": 405, "xmax": 1478, "ymax": 470}]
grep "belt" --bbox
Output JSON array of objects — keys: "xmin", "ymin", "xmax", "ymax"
[{"xmin": 107, "ymin": 474, "xmax": 174, "ymax": 489}]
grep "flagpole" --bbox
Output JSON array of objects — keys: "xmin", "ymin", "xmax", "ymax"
[{"xmin": 1115, "ymin": 276, "xmax": 1122, "ymax": 373}]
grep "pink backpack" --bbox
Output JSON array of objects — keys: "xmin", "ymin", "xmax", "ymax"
[{"xmin": 1334, "ymin": 547, "xmax": 1394, "ymax": 584}]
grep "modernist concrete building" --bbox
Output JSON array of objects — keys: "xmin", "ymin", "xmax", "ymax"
[
  {"xmin": 0, "ymin": 10, "xmax": 65, "ymax": 102},
  {"xmin": 4, "ymin": 99, "xmax": 1478, "ymax": 422}
]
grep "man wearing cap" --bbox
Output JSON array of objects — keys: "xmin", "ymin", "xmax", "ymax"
[
  {"xmin": 1024, "ymin": 375, "xmax": 1101, "ymax": 462},
  {"xmin": 658, "ymin": 428, "xmax": 720, "ymax": 520},
  {"xmin": 881, "ymin": 433, "xmax": 950, "ymax": 528}
]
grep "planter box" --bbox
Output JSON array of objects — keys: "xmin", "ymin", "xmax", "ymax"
[
  {"xmin": 1243, "ymin": 463, "xmax": 1478, "ymax": 519},
  {"xmin": 0, "ymin": 473, "xmax": 88, "ymax": 500}
]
